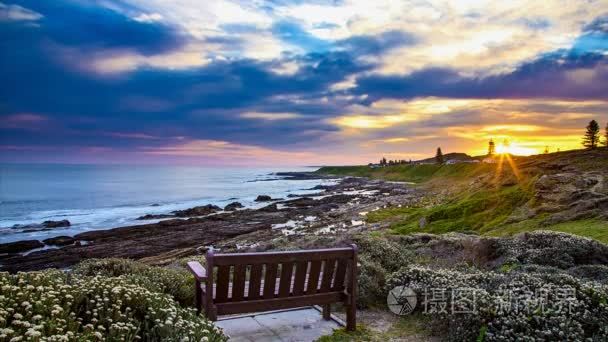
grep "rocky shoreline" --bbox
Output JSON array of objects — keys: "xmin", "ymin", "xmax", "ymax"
[{"xmin": 0, "ymin": 173, "xmax": 423, "ymax": 272}]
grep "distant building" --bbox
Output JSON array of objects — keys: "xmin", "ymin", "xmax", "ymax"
[
  {"xmin": 446, "ymin": 159, "xmax": 480, "ymax": 164},
  {"xmin": 482, "ymin": 157, "xmax": 497, "ymax": 164}
]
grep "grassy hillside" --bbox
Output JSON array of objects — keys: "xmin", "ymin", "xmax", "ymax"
[
  {"xmin": 317, "ymin": 162, "xmax": 495, "ymax": 183},
  {"xmin": 318, "ymin": 148, "xmax": 608, "ymax": 242}
]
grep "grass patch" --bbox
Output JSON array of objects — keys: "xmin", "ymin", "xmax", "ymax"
[
  {"xmin": 316, "ymin": 324, "xmax": 374, "ymax": 342},
  {"xmin": 382, "ymin": 314, "xmax": 434, "ymax": 339},
  {"xmin": 487, "ymin": 218, "xmax": 608, "ymax": 243},
  {"xmin": 366, "ymin": 206, "xmax": 420, "ymax": 223},
  {"xmin": 316, "ymin": 315, "xmax": 434, "ymax": 342},
  {"xmin": 316, "ymin": 166, "xmax": 374, "ymax": 177},
  {"xmin": 375, "ymin": 183, "xmax": 535, "ymax": 235},
  {"xmin": 317, "ymin": 163, "xmax": 496, "ymax": 183}
]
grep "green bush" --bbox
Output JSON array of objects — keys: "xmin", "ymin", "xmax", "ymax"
[
  {"xmin": 73, "ymin": 259, "xmax": 194, "ymax": 307},
  {"xmin": 0, "ymin": 270, "xmax": 227, "ymax": 341},
  {"xmin": 352, "ymin": 235, "xmax": 413, "ymax": 308}
]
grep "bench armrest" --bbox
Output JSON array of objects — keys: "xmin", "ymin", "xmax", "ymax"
[{"xmin": 187, "ymin": 261, "xmax": 207, "ymax": 281}]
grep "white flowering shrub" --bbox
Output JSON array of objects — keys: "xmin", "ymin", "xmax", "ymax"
[
  {"xmin": 0, "ymin": 270, "xmax": 227, "ymax": 341},
  {"xmin": 387, "ymin": 266, "xmax": 608, "ymax": 341},
  {"xmin": 73, "ymin": 259, "xmax": 194, "ymax": 307}
]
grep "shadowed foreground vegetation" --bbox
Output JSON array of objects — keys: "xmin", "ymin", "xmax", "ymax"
[{"xmin": 0, "ymin": 261, "xmax": 227, "ymax": 341}]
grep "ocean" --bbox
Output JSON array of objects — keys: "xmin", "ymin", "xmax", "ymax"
[{"xmin": 0, "ymin": 164, "xmax": 336, "ymax": 244}]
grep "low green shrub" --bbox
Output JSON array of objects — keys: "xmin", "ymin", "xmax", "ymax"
[
  {"xmin": 387, "ymin": 266, "xmax": 608, "ymax": 341},
  {"xmin": 0, "ymin": 270, "xmax": 227, "ymax": 341},
  {"xmin": 352, "ymin": 235, "xmax": 413, "ymax": 308}
]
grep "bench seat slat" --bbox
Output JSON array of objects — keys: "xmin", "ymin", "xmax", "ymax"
[
  {"xmin": 292, "ymin": 261, "xmax": 308, "ymax": 296},
  {"xmin": 232, "ymin": 264, "xmax": 246, "ymax": 302},
  {"xmin": 320, "ymin": 259, "xmax": 336, "ymax": 292},
  {"xmin": 332, "ymin": 259, "xmax": 347, "ymax": 291},
  {"xmin": 263, "ymin": 264, "xmax": 278, "ymax": 299},
  {"xmin": 215, "ymin": 265, "xmax": 231, "ymax": 302},
  {"xmin": 248, "ymin": 264, "xmax": 263, "ymax": 300},
  {"xmin": 205, "ymin": 271, "xmax": 326, "ymax": 300},
  {"xmin": 306, "ymin": 260, "xmax": 322, "ymax": 294},
  {"xmin": 278, "ymin": 262, "xmax": 294, "ymax": 297}
]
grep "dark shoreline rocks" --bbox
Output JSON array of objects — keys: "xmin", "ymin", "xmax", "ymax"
[
  {"xmin": 255, "ymin": 195, "xmax": 283, "ymax": 202},
  {"xmin": 0, "ymin": 240, "xmax": 44, "ymax": 254},
  {"xmin": 43, "ymin": 219, "xmax": 71, "ymax": 228},
  {"xmin": 172, "ymin": 204, "xmax": 221, "ymax": 217},
  {"xmin": 43, "ymin": 236, "xmax": 75, "ymax": 246},
  {"xmin": 258, "ymin": 203, "xmax": 279, "ymax": 212},
  {"xmin": 0, "ymin": 176, "xmax": 418, "ymax": 272},
  {"xmin": 273, "ymin": 172, "xmax": 337, "ymax": 180},
  {"xmin": 136, "ymin": 214, "xmax": 175, "ymax": 220},
  {"xmin": 12, "ymin": 219, "xmax": 71, "ymax": 231},
  {"xmin": 224, "ymin": 202, "xmax": 244, "ymax": 211},
  {"xmin": 255, "ymin": 195, "xmax": 273, "ymax": 202}
]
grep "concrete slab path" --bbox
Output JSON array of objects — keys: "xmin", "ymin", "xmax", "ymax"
[{"xmin": 216, "ymin": 307, "xmax": 342, "ymax": 341}]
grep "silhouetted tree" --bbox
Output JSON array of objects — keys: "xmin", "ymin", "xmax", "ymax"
[
  {"xmin": 380, "ymin": 157, "xmax": 387, "ymax": 166},
  {"xmin": 583, "ymin": 120, "xmax": 600, "ymax": 149},
  {"xmin": 436, "ymin": 147, "xmax": 444, "ymax": 164},
  {"xmin": 544, "ymin": 146, "xmax": 549, "ymax": 154},
  {"xmin": 488, "ymin": 139, "xmax": 495, "ymax": 156}
]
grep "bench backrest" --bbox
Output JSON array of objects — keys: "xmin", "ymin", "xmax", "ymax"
[{"xmin": 206, "ymin": 246, "xmax": 356, "ymax": 303}]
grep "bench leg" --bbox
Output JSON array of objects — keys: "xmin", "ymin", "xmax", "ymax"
[
  {"xmin": 346, "ymin": 304, "xmax": 356, "ymax": 331},
  {"xmin": 194, "ymin": 280, "xmax": 202, "ymax": 314},
  {"xmin": 322, "ymin": 304, "xmax": 331, "ymax": 320},
  {"xmin": 206, "ymin": 306, "xmax": 217, "ymax": 321}
]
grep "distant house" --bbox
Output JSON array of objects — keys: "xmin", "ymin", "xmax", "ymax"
[
  {"xmin": 445, "ymin": 159, "xmax": 480, "ymax": 165},
  {"xmin": 482, "ymin": 157, "xmax": 497, "ymax": 164}
]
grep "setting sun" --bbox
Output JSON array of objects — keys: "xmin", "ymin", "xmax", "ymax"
[{"xmin": 495, "ymin": 141, "xmax": 538, "ymax": 156}]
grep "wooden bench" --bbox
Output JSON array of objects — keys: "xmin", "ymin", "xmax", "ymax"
[{"xmin": 187, "ymin": 244, "xmax": 358, "ymax": 331}]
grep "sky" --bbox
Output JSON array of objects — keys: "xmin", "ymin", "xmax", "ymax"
[{"xmin": 0, "ymin": 0, "xmax": 607, "ymax": 166}]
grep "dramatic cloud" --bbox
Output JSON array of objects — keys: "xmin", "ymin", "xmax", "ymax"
[
  {"xmin": 1, "ymin": 0, "xmax": 607, "ymax": 164},
  {"xmin": 0, "ymin": 2, "xmax": 42, "ymax": 22}
]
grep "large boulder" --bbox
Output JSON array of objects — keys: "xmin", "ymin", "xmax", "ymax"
[
  {"xmin": 255, "ymin": 195, "xmax": 273, "ymax": 202},
  {"xmin": 224, "ymin": 202, "xmax": 244, "ymax": 211},
  {"xmin": 0, "ymin": 240, "xmax": 44, "ymax": 254},
  {"xmin": 172, "ymin": 204, "xmax": 221, "ymax": 217},
  {"xmin": 42, "ymin": 220, "xmax": 71, "ymax": 228}
]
